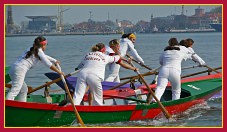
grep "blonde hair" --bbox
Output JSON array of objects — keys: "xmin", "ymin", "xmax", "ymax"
[
  {"xmin": 128, "ymin": 33, "xmax": 136, "ymax": 39},
  {"xmin": 109, "ymin": 39, "xmax": 119, "ymax": 47},
  {"xmin": 91, "ymin": 43, "xmax": 105, "ymax": 52}
]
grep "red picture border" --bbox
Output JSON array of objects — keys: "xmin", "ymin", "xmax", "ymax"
[{"xmin": 1, "ymin": 0, "xmax": 225, "ymax": 131}]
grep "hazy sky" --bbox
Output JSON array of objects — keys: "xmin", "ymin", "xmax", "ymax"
[{"xmin": 8, "ymin": 5, "xmax": 219, "ymax": 25}]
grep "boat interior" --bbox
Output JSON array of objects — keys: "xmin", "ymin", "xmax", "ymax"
[{"xmin": 24, "ymin": 86, "xmax": 191, "ymax": 106}]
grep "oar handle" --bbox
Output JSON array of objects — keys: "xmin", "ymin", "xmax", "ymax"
[
  {"xmin": 182, "ymin": 65, "xmax": 200, "ymax": 70},
  {"xmin": 109, "ymin": 79, "xmax": 131, "ymax": 90},
  {"xmin": 70, "ymin": 70, "xmax": 80, "ymax": 76},
  {"xmin": 56, "ymin": 64, "xmax": 86, "ymax": 127},
  {"xmin": 120, "ymin": 68, "xmax": 158, "ymax": 80},
  {"xmin": 110, "ymin": 70, "xmax": 157, "ymax": 90},
  {"xmin": 129, "ymin": 60, "xmax": 141, "ymax": 74},
  {"xmin": 181, "ymin": 66, "xmax": 222, "ymax": 79},
  {"xmin": 5, "ymin": 84, "xmax": 33, "ymax": 92},
  {"xmin": 126, "ymin": 54, "xmax": 152, "ymax": 70},
  {"xmin": 138, "ymin": 63, "xmax": 152, "ymax": 70}
]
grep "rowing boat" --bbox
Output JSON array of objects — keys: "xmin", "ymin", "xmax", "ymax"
[
  {"xmin": 5, "ymin": 66, "xmax": 11, "ymax": 83},
  {"xmin": 5, "ymin": 72, "xmax": 222, "ymax": 127}
]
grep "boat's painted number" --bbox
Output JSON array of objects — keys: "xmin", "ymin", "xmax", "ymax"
[{"xmin": 187, "ymin": 85, "xmax": 201, "ymax": 90}]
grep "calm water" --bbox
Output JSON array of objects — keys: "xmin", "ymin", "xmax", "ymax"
[{"xmin": 5, "ymin": 32, "xmax": 222, "ymax": 127}]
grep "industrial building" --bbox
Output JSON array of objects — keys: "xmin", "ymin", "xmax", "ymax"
[{"xmin": 25, "ymin": 16, "xmax": 57, "ymax": 33}]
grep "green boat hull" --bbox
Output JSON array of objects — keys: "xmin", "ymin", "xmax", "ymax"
[
  {"xmin": 5, "ymin": 74, "xmax": 222, "ymax": 127},
  {"xmin": 5, "ymin": 66, "xmax": 11, "ymax": 83}
]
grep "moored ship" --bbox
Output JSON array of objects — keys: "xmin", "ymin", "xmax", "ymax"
[{"xmin": 210, "ymin": 23, "xmax": 222, "ymax": 32}]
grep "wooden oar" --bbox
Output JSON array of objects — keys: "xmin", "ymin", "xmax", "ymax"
[
  {"xmin": 120, "ymin": 70, "xmax": 157, "ymax": 81},
  {"xmin": 56, "ymin": 64, "xmax": 86, "ymax": 127},
  {"xmin": 110, "ymin": 71, "xmax": 157, "ymax": 90},
  {"xmin": 5, "ymin": 84, "xmax": 33, "ymax": 92},
  {"xmin": 26, "ymin": 70, "xmax": 80, "ymax": 94},
  {"xmin": 203, "ymin": 65, "xmax": 220, "ymax": 73},
  {"xmin": 149, "ymin": 66, "xmax": 161, "ymax": 84},
  {"xmin": 181, "ymin": 66, "xmax": 221, "ymax": 79},
  {"xmin": 182, "ymin": 65, "xmax": 201, "ymax": 70},
  {"xmin": 126, "ymin": 54, "xmax": 152, "ymax": 70},
  {"xmin": 151, "ymin": 73, "xmax": 158, "ymax": 84},
  {"xmin": 129, "ymin": 61, "xmax": 172, "ymax": 119}
]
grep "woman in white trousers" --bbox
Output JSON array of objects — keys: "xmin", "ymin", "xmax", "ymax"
[
  {"xmin": 73, "ymin": 43, "xmax": 138, "ymax": 106},
  {"xmin": 153, "ymin": 38, "xmax": 206, "ymax": 102},
  {"xmin": 6, "ymin": 36, "xmax": 64, "ymax": 102}
]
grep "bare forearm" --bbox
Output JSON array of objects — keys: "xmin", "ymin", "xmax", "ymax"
[
  {"xmin": 50, "ymin": 65, "xmax": 62, "ymax": 75},
  {"xmin": 119, "ymin": 62, "xmax": 136, "ymax": 71}
]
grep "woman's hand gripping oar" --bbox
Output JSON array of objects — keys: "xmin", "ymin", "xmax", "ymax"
[
  {"xmin": 56, "ymin": 64, "xmax": 86, "ymax": 127},
  {"xmin": 129, "ymin": 61, "xmax": 172, "ymax": 119}
]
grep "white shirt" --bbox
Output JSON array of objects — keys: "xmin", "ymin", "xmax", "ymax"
[
  {"xmin": 105, "ymin": 46, "xmax": 115, "ymax": 56},
  {"xmin": 159, "ymin": 47, "xmax": 191, "ymax": 71},
  {"xmin": 13, "ymin": 47, "xmax": 57, "ymax": 71},
  {"xmin": 160, "ymin": 46, "xmax": 206, "ymax": 71},
  {"xmin": 78, "ymin": 51, "xmax": 121, "ymax": 81},
  {"xmin": 188, "ymin": 47, "xmax": 206, "ymax": 65},
  {"xmin": 119, "ymin": 38, "xmax": 144, "ymax": 64}
]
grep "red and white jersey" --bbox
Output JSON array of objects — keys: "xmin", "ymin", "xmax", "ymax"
[{"xmin": 78, "ymin": 51, "xmax": 121, "ymax": 81}]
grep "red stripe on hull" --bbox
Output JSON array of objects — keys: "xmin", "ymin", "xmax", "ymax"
[
  {"xmin": 129, "ymin": 91, "xmax": 218, "ymax": 121},
  {"xmin": 5, "ymin": 100, "xmax": 136, "ymax": 112}
]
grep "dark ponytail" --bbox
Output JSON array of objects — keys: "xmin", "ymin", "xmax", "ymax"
[{"xmin": 25, "ymin": 36, "xmax": 46, "ymax": 59}]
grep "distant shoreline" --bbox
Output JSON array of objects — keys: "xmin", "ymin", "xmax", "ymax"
[
  {"xmin": 6, "ymin": 31, "xmax": 220, "ymax": 37},
  {"xmin": 5, "ymin": 31, "xmax": 122, "ymax": 37}
]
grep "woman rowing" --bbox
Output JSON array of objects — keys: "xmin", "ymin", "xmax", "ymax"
[
  {"xmin": 152, "ymin": 38, "xmax": 206, "ymax": 102},
  {"xmin": 106, "ymin": 33, "xmax": 145, "ymax": 82},
  {"xmin": 6, "ymin": 36, "xmax": 64, "ymax": 102},
  {"xmin": 73, "ymin": 43, "xmax": 138, "ymax": 106},
  {"xmin": 105, "ymin": 39, "xmax": 122, "ymax": 82}
]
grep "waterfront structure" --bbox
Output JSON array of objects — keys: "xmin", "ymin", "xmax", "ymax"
[
  {"xmin": 6, "ymin": 5, "xmax": 15, "ymax": 34},
  {"xmin": 57, "ymin": 6, "xmax": 69, "ymax": 33},
  {"xmin": 150, "ymin": 14, "xmax": 175, "ymax": 32},
  {"xmin": 150, "ymin": 6, "xmax": 221, "ymax": 33},
  {"xmin": 5, "ymin": 5, "xmax": 222, "ymax": 35},
  {"xmin": 25, "ymin": 16, "xmax": 57, "ymax": 33}
]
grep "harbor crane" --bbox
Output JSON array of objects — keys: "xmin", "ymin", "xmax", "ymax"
[{"xmin": 57, "ymin": 6, "xmax": 69, "ymax": 33}]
